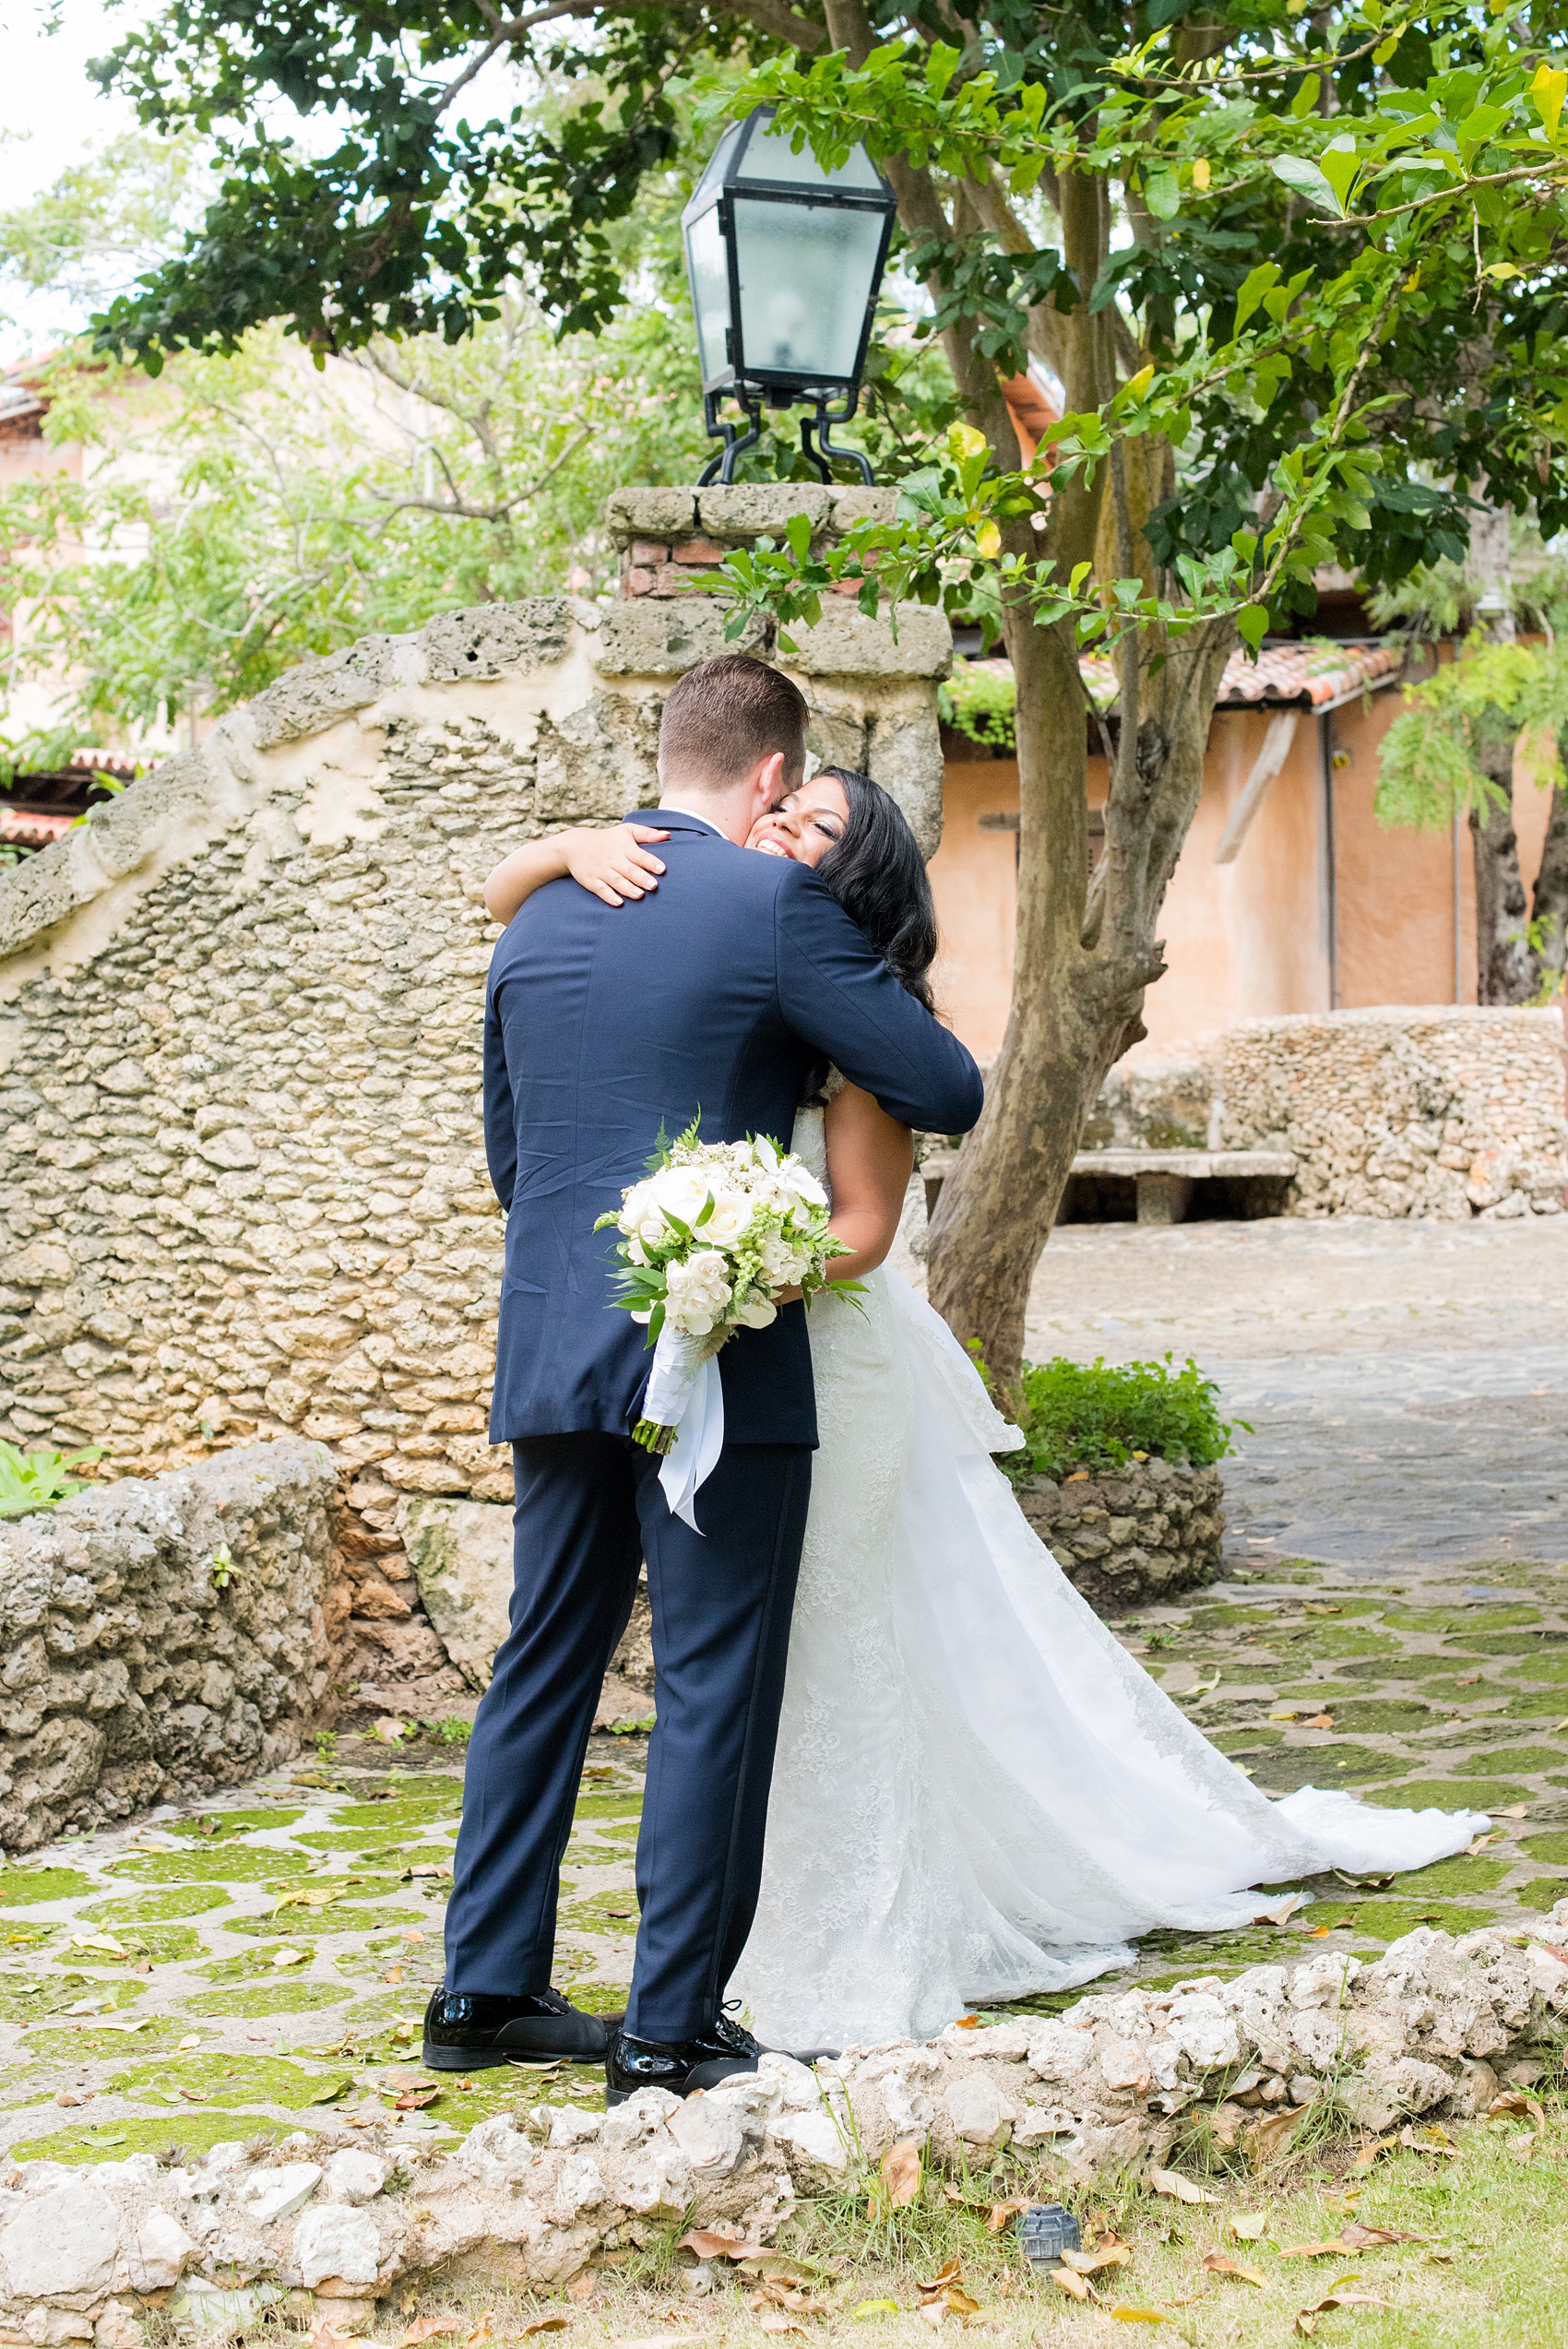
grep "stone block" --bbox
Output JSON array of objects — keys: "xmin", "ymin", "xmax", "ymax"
[
  {"xmin": 236, "ymin": 2162, "xmax": 321, "ymax": 2226},
  {"xmin": 1017, "ymin": 1460, "xmax": 1223, "ymax": 1616},
  {"xmin": 397, "ymin": 1493, "xmax": 512, "ymax": 1689},
  {"xmin": 785, "ymin": 599, "xmax": 952, "ymax": 681},
  {"xmin": 608, "ymin": 487, "xmax": 701, "ymax": 540},
  {"xmin": 670, "ymin": 536, "xmax": 729, "ymax": 566},
  {"xmin": 866, "ymin": 702, "xmax": 944, "ymax": 858},
  {"xmin": 591, "ymin": 599, "xmax": 767, "ymax": 678},
  {"xmin": 831, "ymin": 487, "xmax": 900, "ymax": 531},
  {"xmin": 0, "ymin": 2180, "xmax": 118, "ymax": 2301},
  {"xmin": 292, "ymin": 2203, "xmax": 381, "ymax": 2289},
  {"xmin": 696, "ymin": 484, "xmax": 832, "ymax": 540},
  {"xmin": 422, "ymin": 599, "xmax": 572, "ymax": 682}
]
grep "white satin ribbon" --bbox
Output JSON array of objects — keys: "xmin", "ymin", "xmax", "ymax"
[{"xmin": 642, "ymin": 1327, "xmax": 725, "ymax": 1534}]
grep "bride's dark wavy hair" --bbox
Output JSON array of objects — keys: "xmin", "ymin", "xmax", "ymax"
[{"xmin": 809, "ymin": 766, "xmax": 939, "ymax": 1014}]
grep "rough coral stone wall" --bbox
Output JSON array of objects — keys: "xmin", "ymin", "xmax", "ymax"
[
  {"xmin": 1217, "ymin": 1007, "xmax": 1567, "ymax": 1218},
  {"xmin": 1017, "ymin": 1458, "xmax": 1224, "ymax": 1613},
  {"xmin": 0, "ymin": 494, "xmax": 950, "ymax": 1692},
  {"xmin": 0, "ymin": 1440, "xmax": 347, "ymax": 1851}
]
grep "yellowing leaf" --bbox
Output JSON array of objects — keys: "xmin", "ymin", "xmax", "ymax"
[
  {"xmin": 949, "ymin": 423, "xmax": 987, "ymax": 462},
  {"xmin": 850, "ymin": 2301, "xmax": 898, "ymax": 2320},
  {"xmin": 1229, "ymin": 2214, "xmax": 1269, "ymax": 2241},
  {"xmin": 1148, "ymin": 2167, "xmax": 1222, "ymax": 2205},
  {"xmin": 1049, "ymin": 2270, "xmax": 1093, "ymax": 2302},
  {"xmin": 1532, "ymin": 61, "xmax": 1568, "ymax": 140},
  {"xmin": 1122, "ymin": 364, "xmax": 1155, "ymax": 402},
  {"xmin": 1109, "ymin": 2311, "xmax": 1173, "ymax": 2326},
  {"xmin": 1203, "ymin": 2255, "xmax": 1265, "ymax": 2286},
  {"xmin": 1191, "ymin": 159, "xmax": 1211, "ymax": 191},
  {"xmin": 975, "ymin": 520, "xmax": 1002, "ymax": 561}
]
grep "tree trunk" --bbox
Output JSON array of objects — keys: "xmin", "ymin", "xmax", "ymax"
[
  {"xmin": 1469, "ymin": 734, "xmax": 1537, "ymax": 1004},
  {"xmin": 927, "ymin": 612, "xmax": 1234, "ymax": 1403},
  {"xmin": 1532, "ymin": 752, "xmax": 1568, "ymax": 984}
]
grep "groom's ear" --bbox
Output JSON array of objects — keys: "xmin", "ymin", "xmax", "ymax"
[{"xmin": 752, "ymin": 750, "xmax": 787, "ymax": 817}]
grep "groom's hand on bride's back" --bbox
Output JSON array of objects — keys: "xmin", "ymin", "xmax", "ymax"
[{"xmin": 773, "ymin": 862, "xmax": 984, "ymax": 1138}]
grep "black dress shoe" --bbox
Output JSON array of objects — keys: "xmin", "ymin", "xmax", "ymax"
[
  {"xmin": 606, "ymin": 2011, "xmax": 766, "ymax": 2106},
  {"xmin": 422, "ymin": 1987, "xmax": 617, "ymax": 2069}
]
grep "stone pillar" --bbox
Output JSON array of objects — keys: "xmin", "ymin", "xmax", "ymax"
[{"xmin": 606, "ymin": 485, "xmax": 951, "ymax": 859}]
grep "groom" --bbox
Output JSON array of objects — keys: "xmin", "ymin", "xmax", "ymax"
[{"xmin": 427, "ymin": 653, "xmax": 982, "ymax": 2101}]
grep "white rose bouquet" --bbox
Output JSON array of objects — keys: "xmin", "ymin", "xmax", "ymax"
[{"xmin": 596, "ymin": 1118, "xmax": 861, "ymax": 1526}]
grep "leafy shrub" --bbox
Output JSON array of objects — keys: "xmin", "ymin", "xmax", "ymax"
[
  {"xmin": 937, "ymin": 658, "xmax": 1016, "ymax": 753},
  {"xmin": 0, "ymin": 1439, "xmax": 102, "ymax": 1519},
  {"xmin": 1002, "ymin": 1354, "xmax": 1240, "ymax": 1484}
]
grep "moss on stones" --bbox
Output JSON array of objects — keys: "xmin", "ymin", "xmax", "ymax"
[
  {"xmin": 87, "ymin": 1886, "xmax": 233, "ymax": 1923},
  {"xmin": 0, "ymin": 1868, "xmax": 94, "ymax": 1905},
  {"xmin": 106, "ymin": 1848, "xmax": 314, "ymax": 1886},
  {"xmin": 1361, "ymin": 1780, "xmax": 1532, "ymax": 1810},
  {"xmin": 181, "ymin": 1980, "xmax": 350, "ymax": 2018}
]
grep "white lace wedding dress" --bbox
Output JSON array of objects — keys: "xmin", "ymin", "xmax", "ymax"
[{"xmin": 729, "ymin": 1105, "xmax": 1488, "ymax": 2049}]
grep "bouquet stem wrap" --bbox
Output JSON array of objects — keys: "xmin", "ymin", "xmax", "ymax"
[{"xmin": 640, "ymin": 1325, "xmax": 725, "ymax": 1533}]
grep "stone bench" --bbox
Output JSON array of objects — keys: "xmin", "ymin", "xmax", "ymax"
[{"xmin": 923, "ymin": 1145, "xmax": 1297, "ymax": 1226}]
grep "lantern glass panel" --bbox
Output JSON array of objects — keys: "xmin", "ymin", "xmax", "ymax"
[
  {"xmin": 735, "ymin": 118, "xmax": 885, "ymax": 193},
  {"xmin": 685, "ymin": 204, "xmax": 731, "ymax": 384},
  {"xmin": 693, "ymin": 121, "xmax": 744, "ymax": 202},
  {"xmin": 731, "ymin": 197, "xmax": 885, "ymax": 383}
]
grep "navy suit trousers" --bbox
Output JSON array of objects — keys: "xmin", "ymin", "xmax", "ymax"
[{"xmin": 443, "ymin": 1433, "xmax": 813, "ymax": 2042}]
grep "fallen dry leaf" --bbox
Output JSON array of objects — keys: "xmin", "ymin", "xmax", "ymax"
[
  {"xmin": 309, "ymin": 2319, "xmax": 362, "ymax": 2349},
  {"xmin": 1488, "ymin": 2092, "xmax": 1543, "ymax": 2125},
  {"xmin": 395, "ymin": 2088, "xmax": 442, "ymax": 2111},
  {"xmin": 399, "ymin": 2321, "xmax": 459, "ymax": 2343},
  {"xmin": 1253, "ymin": 1893, "xmax": 1306, "ymax": 1927},
  {"xmin": 1107, "ymin": 2311, "xmax": 1174, "ymax": 2326},
  {"xmin": 1400, "ymin": 2122, "xmax": 1459, "ymax": 2158},
  {"xmin": 1246, "ymin": 2106, "xmax": 1309, "ymax": 2167},
  {"xmin": 881, "ymin": 2138, "xmax": 922, "ymax": 2211},
  {"xmin": 952, "ymin": 2013, "xmax": 980, "ymax": 2028},
  {"xmin": 1294, "ymin": 2287, "xmax": 1393, "ymax": 2336},
  {"xmin": 1229, "ymin": 2214, "xmax": 1269, "ymax": 2242},
  {"xmin": 1061, "ymin": 2248, "xmax": 1131, "ymax": 2276},
  {"xmin": 519, "ymin": 2324, "xmax": 570, "ymax": 2339},
  {"xmin": 1302, "ymin": 1714, "xmax": 1335, "ymax": 1729},
  {"xmin": 1147, "ymin": 2167, "xmax": 1221, "ymax": 2206},
  {"xmin": 1495, "ymin": 1802, "xmax": 1530, "ymax": 1819},
  {"xmin": 1048, "ymin": 2271, "xmax": 1095, "ymax": 2304},
  {"xmin": 463, "ymin": 2317, "xmax": 494, "ymax": 2349},
  {"xmin": 754, "ymin": 2319, "xmax": 807, "ymax": 2336},
  {"xmin": 1203, "ymin": 2255, "xmax": 1265, "ymax": 2287},
  {"xmin": 985, "ymin": 2196, "xmax": 1030, "ymax": 2234},
  {"xmin": 676, "ymin": 2228, "xmax": 749, "ymax": 2261}
]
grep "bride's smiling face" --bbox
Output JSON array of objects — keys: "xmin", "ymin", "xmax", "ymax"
[{"xmin": 746, "ymin": 776, "xmax": 850, "ymax": 868}]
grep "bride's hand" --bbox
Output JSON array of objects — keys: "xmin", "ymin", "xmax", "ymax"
[{"xmin": 565, "ymin": 824, "xmax": 669, "ymax": 907}]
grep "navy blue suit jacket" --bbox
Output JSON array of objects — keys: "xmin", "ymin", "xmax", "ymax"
[{"xmin": 482, "ymin": 809, "xmax": 983, "ymax": 1448}]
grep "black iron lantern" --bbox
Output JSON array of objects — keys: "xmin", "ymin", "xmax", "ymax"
[{"xmin": 682, "ymin": 105, "xmax": 897, "ymax": 486}]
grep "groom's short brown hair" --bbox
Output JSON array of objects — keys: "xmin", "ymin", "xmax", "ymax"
[{"xmin": 659, "ymin": 654, "xmax": 808, "ymax": 793}]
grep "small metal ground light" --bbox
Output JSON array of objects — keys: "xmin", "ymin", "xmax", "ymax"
[{"xmin": 1016, "ymin": 2203, "xmax": 1082, "ymax": 2270}]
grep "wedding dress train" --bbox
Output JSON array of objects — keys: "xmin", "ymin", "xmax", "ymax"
[{"xmin": 729, "ymin": 1107, "xmax": 1488, "ymax": 2049}]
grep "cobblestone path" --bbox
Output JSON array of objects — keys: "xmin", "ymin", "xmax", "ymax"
[{"xmin": 2, "ymin": 1218, "xmax": 1565, "ymax": 2153}]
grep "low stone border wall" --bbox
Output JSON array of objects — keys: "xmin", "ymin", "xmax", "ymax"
[
  {"xmin": 0, "ymin": 1441, "xmax": 349, "ymax": 1852},
  {"xmin": 1094, "ymin": 1008, "xmax": 1566, "ymax": 1221},
  {"xmin": 0, "ymin": 1922, "xmax": 1561, "ymax": 2333},
  {"xmin": 1017, "ymin": 1458, "xmax": 1224, "ymax": 1610}
]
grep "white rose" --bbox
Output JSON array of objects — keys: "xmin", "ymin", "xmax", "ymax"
[
  {"xmin": 702, "ymin": 1189, "xmax": 754, "ymax": 1248},
  {"xmin": 734, "ymin": 1291, "xmax": 778, "ymax": 1329},
  {"xmin": 667, "ymin": 1252, "xmax": 731, "ymax": 1311},
  {"xmin": 626, "ymin": 1234, "xmax": 648, "ymax": 1266},
  {"xmin": 618, "ymin": 1180, "xmax": 654, "ymax": 1237}
]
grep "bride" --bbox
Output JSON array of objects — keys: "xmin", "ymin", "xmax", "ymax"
[{"xmin": 484, "ymin": 771, "xmax": 1487, "ymax": 2049}]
